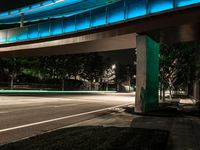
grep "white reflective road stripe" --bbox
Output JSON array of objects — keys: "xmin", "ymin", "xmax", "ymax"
[{"xmin": 0, "ymin": 103, "xmax": 132, "ymax": 133}]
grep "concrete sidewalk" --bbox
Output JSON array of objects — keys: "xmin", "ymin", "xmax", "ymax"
[{"xmin": 68, "ymin": 104, "xmax": 200, "ymax": 150}]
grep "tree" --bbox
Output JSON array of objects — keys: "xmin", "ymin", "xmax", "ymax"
[
  {"xmin": 115, "ymin": 64, "xmax": 128, "ymax": 91},
  {"xmin": 0, "ymin": 58, "xmax": 6, "ymax": 82},
  {"xmin": 125, "ymin": 64, "xmax": 135, "ymax": 92},
  {"xmin": 81, "ymin": 53, "xmax": 105, "ymax": 90},
  {"xmin": 101, "ymin": 64, "xmax": 116, "ymax": 91},
  {"xmin": 0, "ymin": 57, "xmax": 28, "ymax": 89},
  {"xmin": 160, "ymin": 43, "xmax": 199, "ymax": 100},
  {"xmin": 64, "ymin": 54, "xmax": 85, "ymax": 80},
  {"xmin": 51, "ymin": 54, "xmax": 86, "ymax": 90}
]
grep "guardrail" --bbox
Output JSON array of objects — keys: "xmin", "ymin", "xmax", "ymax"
[{"xmin": 0, "ymin": 0, "xmax": 200, "ymax": 44}]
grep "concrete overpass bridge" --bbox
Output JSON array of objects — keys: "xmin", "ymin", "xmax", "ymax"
[{"xmin": 0, "ymin": 0, "xmax": 200, "ymax": 112}]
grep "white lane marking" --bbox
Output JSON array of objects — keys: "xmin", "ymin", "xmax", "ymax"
[{"xmin": 0, "ymin": 103, "xmax": 132, "ymax": 133}]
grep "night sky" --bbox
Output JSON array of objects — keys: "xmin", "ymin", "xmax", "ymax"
[{"xmin": 0, "ymin": 0, "xmax": 44, "ymax": 12}]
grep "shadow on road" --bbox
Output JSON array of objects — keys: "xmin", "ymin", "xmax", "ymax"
[{"xmin": 0, "ymin": 126, "xmax": 169, "ymax": 150}]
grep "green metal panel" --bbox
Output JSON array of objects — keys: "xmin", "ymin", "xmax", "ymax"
[{"xmin": 143, "ymin": 36, "xmax": 160, "ymax": 112}]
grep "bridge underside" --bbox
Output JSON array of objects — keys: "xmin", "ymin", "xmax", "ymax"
[
  {"xmin": 1, "ymin": 6, "xmax": 200, "ymax": 112},
  {"xmin": 0, "ymin": 33, "xmax": 136, "ymax": 57},
  {"xmin": 1, "ymin": 22, "xmax": 200, "ymax": 57},
  {"xmin": 0, "ymin": 5, "xmax": 200, "ymax": 56}
]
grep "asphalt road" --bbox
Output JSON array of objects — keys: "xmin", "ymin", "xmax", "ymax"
[{"xmin": 0, "ymin": 93, "xmax": 134, "ymax": 145}]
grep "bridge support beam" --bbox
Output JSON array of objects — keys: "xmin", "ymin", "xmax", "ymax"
[{"xmin": 135, "ymin": 35, "xmax": 160, "ymax": 113}]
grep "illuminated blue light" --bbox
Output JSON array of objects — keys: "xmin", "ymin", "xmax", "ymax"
[
  {"xmin": 2, "ymin": 0, "xmax": 200, "ymax": 45},
  {"xmin": 0, "ymin": 12, "xmax": 8, "ymax": 17},
  {"xmin": 0, "ymin": 37, "xmax": 7, "ymax": 43},
  {"xmin": 0, "ymin": 30, "xmax": 7, "ymax": 43},
  {"xmin": 126, "ymin": 0, "xmax": 147, "ymax": 19},
  {"xmin": 17, "ymin": 28, "xmax": 28, "ymax": 41},
  {"xmin": 176, "ymin": 0, "xmax": 200, "ymax": 7},
  {"xmin": 51, "ymin": 20, "xmax": 63, "ymax": 35},
  {"xmin": 108, "ymin": 1, "xmax": 125, "ymax": 23},
  {"xmin": 7, "ymin": 29, "xmax": 18, "ymax": 42},
  {"xmin": 63, "ymin": 17, "xmax": 76, "ymax": 33},
  {"xmin": 39, "ymin": 23, "xmax": 50, "ymax": 37},
  {"xmin": 28, "ymin": 25, "xmax": 39, "ymax": 39},
  {"xmin": 54, "ymin": 0, "xmax": 63, "ymax": 2},
  {"xmin": 20, "ymin": 7, "xmax": 30, "ymax": 12},
  {"xmin": 10, "ymin": 9, "xmax": 19, "ymax": 15},
  {"xmin": 148, "ymin": 0, "xmax": 174, "ymax": 14},
  {"xmin": 76, "ymin": 12, "xmax": 91, "ymax": 30},
  {"xmin": 0, "ymin": 0, "xmax": 84, "ymax": 24},
  {"xmin": 91, "ymin": 7, "xmax": 107, "ymax": 27}
]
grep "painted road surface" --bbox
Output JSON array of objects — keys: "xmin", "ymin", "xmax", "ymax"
[{"xmin": 0, "ymin": 93, "xmax": 134, "ymax": 144}]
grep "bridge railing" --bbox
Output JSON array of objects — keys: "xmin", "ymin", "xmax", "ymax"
[{"xmin": 0, "ymin": 0, "xmax": 200, "ymax": 44}]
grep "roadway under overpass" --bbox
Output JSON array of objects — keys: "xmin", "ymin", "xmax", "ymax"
[{"xmin": 0, "ymin": 5, "xmax": 200, "ymax": 112}]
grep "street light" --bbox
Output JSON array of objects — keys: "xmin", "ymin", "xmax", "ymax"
[{"xmin": 112, "ymin": 64, "xmax": 116, "ymax": 70}]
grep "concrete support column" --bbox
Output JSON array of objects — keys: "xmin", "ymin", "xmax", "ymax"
[
  {"xmin": 135, "ymin": 35, "xmax": 160, "ymax": 113},
  {"xmin": 20, "ymin": 13, "xmax": 24, "ymax": 28},
  {"xmin": 193, "ymin": 79, "xmax": 200, "ymax": 100}
]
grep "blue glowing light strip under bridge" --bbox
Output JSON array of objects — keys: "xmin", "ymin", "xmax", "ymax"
[{"xmin": 0, "ymin": 0, "xmax": 200, "ymax": 44}]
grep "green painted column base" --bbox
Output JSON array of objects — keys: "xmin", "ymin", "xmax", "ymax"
[{"xmin": 135, "ymin": 35, "xmax": 160, "ymax": 113}]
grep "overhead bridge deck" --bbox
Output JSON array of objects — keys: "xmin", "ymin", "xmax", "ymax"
[
  {"xmin": 0, "ymin": 6, "xmax": 200, "ymax": 57},
  {"xmin": 0, "ymin": 0, "xmax": 200, "ymax": 56}
]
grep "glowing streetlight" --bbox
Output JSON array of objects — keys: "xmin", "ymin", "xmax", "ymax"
[{"xmin": 112, "ymin": 64, "xmax": 116, "ymax": 69}]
